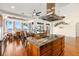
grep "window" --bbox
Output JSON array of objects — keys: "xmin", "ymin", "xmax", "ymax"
[
  {"xmin": 22, "ymin": 23, "xmax": 29, "ymax": 32},
  {"xmin": 15, "ymin": 20, "xmax": 22, "ymax": 31},
  {"xmin": 6, "ymin": 20, "xmax": 13, "ymax": 33}
]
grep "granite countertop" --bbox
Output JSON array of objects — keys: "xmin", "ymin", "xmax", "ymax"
[{"xmin": 27, "ymin": 34, "xmax": 64, "ymax": 48}]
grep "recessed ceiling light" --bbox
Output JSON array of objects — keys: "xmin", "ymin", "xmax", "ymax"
[{"xmin": 11, "ymin": 6, "xmax": 15, "ymax": 9}]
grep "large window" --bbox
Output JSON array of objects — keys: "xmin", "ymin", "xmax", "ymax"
[
  {"xmin": 22, "ymin": 23, "xmax": 29, "ymax": 32},
  {"xmin": 15, "ymin": 20, "xmax": 22, "ymax": 31},
  {"xmin": 6, "ymin": 20, "xmax": 13, "ymax": 33},
  {"xmin": 5, "ymin": 18, "xmax": 30, "ymax": 33}
]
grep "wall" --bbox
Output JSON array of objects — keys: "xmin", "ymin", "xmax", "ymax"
[{"xmin": 53, "ymin": 3, "xmax": 79, "ymax": 37}]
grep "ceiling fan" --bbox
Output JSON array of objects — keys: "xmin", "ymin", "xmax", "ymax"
[{"xmin": 32, "ymin": 9, "xmax": 41, "ymax": 16}]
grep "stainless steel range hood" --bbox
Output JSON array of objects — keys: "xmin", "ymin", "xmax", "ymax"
[{"xmin": 39, "ymin": 12, "xmax": 65, "ymax": 21}]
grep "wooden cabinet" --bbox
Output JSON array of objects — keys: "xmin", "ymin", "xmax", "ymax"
[
  {"xmin": 28, "ymin": 42, "xmax": 52, "ymax": 56},
  {"xmin": 28, "ymin": 36, "xmax": 65, "ymax": 56},
  {"xmin": 52, "ymin": 37, "xmax": 64, "ymax": 56},
  {"xmin": 40, "ymin": 42, "xmax": 52, "ymax": 56},
  {"xmin": 28, "ymin": 42, "xmax": 40, "ymax": 56}
]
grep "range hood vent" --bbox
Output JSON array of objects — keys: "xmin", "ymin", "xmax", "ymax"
[{"xmin": 39, "ymin": 12, "xmax": 65, "ymax": 22}]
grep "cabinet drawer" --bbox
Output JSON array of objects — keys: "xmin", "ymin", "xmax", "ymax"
[
  {"xmin": 41, "ymin": 50, "xmax": 52, "ymax": 56},
  {"xmin": 40, "ymin": 47, "xmax": 51, "ymax": 55},
  {"xmin": 52, "ymin": 41, "xmax": 62, "ymax": 51},
  {"xmin": 52, "ymin": 39, "xmax": 62, "ymax": 46},
  {"xmin": 40, "ymin": 44, "xmax": 51, "ymax": 55},
  {"xmin": 52, "ymin": 45, "xmax": 62, "ymax": 51},
  {"xmin": 52, "ymin": 48, "xmax": 62, "ymax": 56},
  {"xmin": 40, "ymin": 42, "xmax": 52, "ymax": 50}
]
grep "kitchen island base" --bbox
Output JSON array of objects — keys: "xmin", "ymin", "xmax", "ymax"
[{"xmin": 27, "ymin": 35, "xmax": 65, "ymax": 56}]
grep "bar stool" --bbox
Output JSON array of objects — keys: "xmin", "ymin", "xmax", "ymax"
[
  {"xmin": 14, "ymin": 36, "xmax": 21, "ymax": 46},
  {"xmin": 16, "ymin": 32, "xmax": 21, "ymax": 40},
  {"xmin": 20, "ymin": 31, "xmax": 28, "ymax": 47}
]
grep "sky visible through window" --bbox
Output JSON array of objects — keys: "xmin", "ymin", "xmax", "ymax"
[
  {"xmin": 15, "ymin": 20, "xmax": 21, "ymax": 30},
  {"xmin": 6, "ymin": 20, "xmax": 13, "ymax": 32}
]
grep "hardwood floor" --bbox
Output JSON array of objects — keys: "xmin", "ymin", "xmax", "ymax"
[
  {"xmin": 2, "ymin": 36, "xmax": 79, "ymax": 56},
  {"xmin": 64, "ymin": 37, "xmax": 79, "ymax": 56},
  {"xmin": 3, "ymin": 40, "xmax": 27, "ymax": 56}
]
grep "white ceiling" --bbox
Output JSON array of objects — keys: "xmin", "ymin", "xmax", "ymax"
[
  {"xmin": 55, "ymin": 3, "xmax": 70, "ymax": 8},
  {"xmin": 0, "ymin": 3, "xmax": 46, "ymax": 17},
  {"xmin": 0, "ymin": 3, "xmax": 70, "ymax": 18}
]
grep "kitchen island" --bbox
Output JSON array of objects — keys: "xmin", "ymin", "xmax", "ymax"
[{"xmin": 27, "ymin": 34, "xmax": 65, "ymax": 56}]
